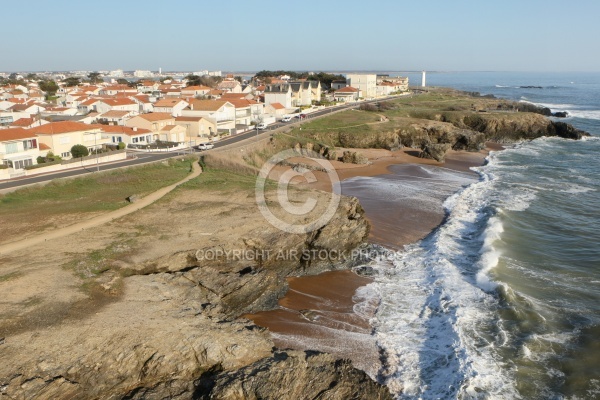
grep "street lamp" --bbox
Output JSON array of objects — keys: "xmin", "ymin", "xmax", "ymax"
[{"xmin": 84, "ymin": 131, "xmax": 99, "ymax": 172}]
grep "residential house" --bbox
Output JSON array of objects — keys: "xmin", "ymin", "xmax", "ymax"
[
  {"xmin": 181, "ymin": 85, "xmax": 212, "ymax": 98},
  {"xmin": 94, "ymin": 98, "xmax": 139, "ymax": 115},
  {"xmin": 220, "ymin": 92, "xmax": 255, "ymax": 101},
  {"xmin": 97, "ymin": 124, "xmax": 153, "ymax": 146},
  {"xmin": 345, "ymin": 74, "xmax": 376, "ymax": 99},
  {"xmin": 216, "ymin": 79, "xmax": 242, "ymax": 93},
  {"xmin": 376, "ymin": 76, "xmax": 409, "ymax": 92},
  {"xmin": 331, "ymin": 80, "xmax": 347, "ymax": 90},
  {"xmin": 97, "ymin": 110, "xmax": 135, "ymax": 126},
  {"xmin": 333, "ymin": 86, "xmax": 361, "ymax": 102},
  {"xmin": 124, "ymin": 112, "xmax": 175, "ymax": 134},
  {"xmin": 130, "ymin": 95, "xmax": 154, "ymax": 113},
  {"xmin": 152, "ymin": 98, "xmax": 189, "ymax": 117},
  {"xmin": 226, "ymin": 99, "xmax": 264, "ymax": 129},
  {"xmin": 289, "ymin": 80, "xmax": 321, "ymax": 106},
  {"xmin": 9, "ymin": 102, "xmax": 45, "ymax": 115},
  {"xmin": 138, "ymin": 80, "xmax": 160, "ymax": 93},
  {"xmin": 264, "ymin": 84, "xmax": 292, "ymax": 109},
  {"xmin": 77, "ymin": 98, "xmax": 98, "ymax": 114},
  {"xmin": 10, "ymin": 117, "xmax": 47, "ymax": 129},
  {"xmin": 264, "ymin": 102, "xmax": 287, "ymax": 117},
  {"xmin": 99, "ymin": 84, "xmax": 137, "ymax": 96},
  {"xmin": 174, "ymin": 116, "xmax": 217, "ymax": 139},
  {"xmin": 0, "ymin": 128, "xmax": 42, "ymax": 170},
  {"xmin": 158, "ymin": 125, "xmax": 187, "ymax": 143},
  {"xmin": 28, "ymin": 121, "xmax": 108, "ymax": 159},
  {"xmin": 181, "ymin": 100, "xmax": 236, "ymax": 134}
]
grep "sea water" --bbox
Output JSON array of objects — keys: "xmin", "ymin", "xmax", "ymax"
[{"xmin": 359, "ymin": 72, "xmax": 600, "ymax": 399}]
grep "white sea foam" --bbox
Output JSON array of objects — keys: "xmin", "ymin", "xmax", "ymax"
[
  {"xmin": 368, "ymin": 165, "xmax": 523, "ymax": 399},
  {"xmin": 560, "ymin": 184, "xmax": 595, "ymax": 194}
]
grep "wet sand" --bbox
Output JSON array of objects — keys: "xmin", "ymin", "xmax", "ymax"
[{"xmin": 245, "ymin": 145, "xmax": 493, "ymax": 376}]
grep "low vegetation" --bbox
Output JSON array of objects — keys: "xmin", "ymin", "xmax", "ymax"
[{"xmin": 0, "ymin": 157, "xmax": 195, "ymax": 244}]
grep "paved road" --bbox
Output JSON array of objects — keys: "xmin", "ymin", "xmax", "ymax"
[{"xmin": 0, "ymin": 95, "xmax": 403, "ymax": 191}]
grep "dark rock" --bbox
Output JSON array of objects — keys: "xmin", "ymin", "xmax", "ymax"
[
  {"xmin": 195, "ymin": 350, "xmax": 393, "ymax": 400},
  {"xmin": 126, "ymin": 194, "xmax": 139, "ymax": 203},
  {"xmin": 419, "ymin": 143, "xmax": 451, "ymax": 162},
  {"xmin": 549, "ymin": 121, "xmax": 589, "ymax": 140},
  {"xmin": 552, "ymin": 111, "xmax": 569, "ymax": 118}
]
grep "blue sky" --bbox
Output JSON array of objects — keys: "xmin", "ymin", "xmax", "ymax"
[{"xmin": 2, "ymin": 0, "xmax": 599, "ymax": 72}]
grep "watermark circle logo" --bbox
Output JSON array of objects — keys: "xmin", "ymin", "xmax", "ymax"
[{"xmin": 255, "ymin": 149, "xmax": 341, "ymax": 234}]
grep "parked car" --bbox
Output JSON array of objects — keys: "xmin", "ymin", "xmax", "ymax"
[
  {"xmin": 257, "ymin": 122, "xmax": 267, "ymax": 130},
  {"xmin": 281, "ymin": 116, "xmax": 291, "ymax": 122},
  {"xmin": 195, "ymin": 142, "xmax": 214, "ymax": 150}
]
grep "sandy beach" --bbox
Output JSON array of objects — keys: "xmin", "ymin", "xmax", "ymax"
[{"xmin": 246, "ymin": 145, "xmax": 493, "ymax": 376}]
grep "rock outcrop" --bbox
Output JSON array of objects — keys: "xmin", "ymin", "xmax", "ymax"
[
  {"xmin": 0, "ymin": 189, "xmax": 375, "ymax": 399},
  {"xmin": 196, "ymin": 350, "xmax": 393, "ymax": 400}
]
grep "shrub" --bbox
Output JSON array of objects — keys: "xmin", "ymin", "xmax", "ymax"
[
  {"xmin": 71, "ymin": 144, "xmax": 89, "ymax": 158},
  {"xmin": 117, "ymin": 142, "xmax": 126, "ymax": 150}
]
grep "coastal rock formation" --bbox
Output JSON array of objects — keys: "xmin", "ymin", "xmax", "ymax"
[
  {"xmin": 196, "ymin": 350, "xmax": 393, "ymax": 400},
  {"xmin": 0, "ymin": 190, "xmax": 373, "ymax": 399},
  {"xmin": 419, "ymin": 143, "xmax": 452, "ymax": 162}
]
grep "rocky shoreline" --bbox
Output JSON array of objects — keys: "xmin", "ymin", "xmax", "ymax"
[{"xmin": 0, "ymin": 91, "xmax": 591, "ymax": 399}]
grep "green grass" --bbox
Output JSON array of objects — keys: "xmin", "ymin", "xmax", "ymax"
[
  {"xmin": 0, "ymin": 157, "xmax": 196, "ymax": 243},
  {"xmin": 300, "ymin": 109, "xmax": 381, "ymax": 130},
  {"xmin": 180, "ymin": 167, "xmax": 266, "ymax": 192}
]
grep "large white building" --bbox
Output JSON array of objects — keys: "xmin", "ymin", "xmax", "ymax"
[
  {"xmin": 346, "ymin": 74, "xmax": 377, "ymax": 99},
  {"xmin": 133, "ymin": 70, "xmax": 154, "ymax": 78}
]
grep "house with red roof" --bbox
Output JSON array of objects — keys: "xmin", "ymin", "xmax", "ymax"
[
  {"xmin": 181, "ymin": 100, "xmax": 236, "ymax": 133},
  {"xmin": 333, "ymin": 86, "xmax": 361, "ymax": 102},
  {"xmin": 96, "ymin": 124, "xmax": 153, "ymax": 147},
  {"xmin": 181, "ymin": 85, "xmax": 212, "ymax": 98},
  {"xmin": 152, "ymin": 98, "xmax": 189, "ymax": 117},
  {"xmin": 174, "ymin": 116, "xmax": 217, "ymax": 139},
  {"xmin": 0, "ymin": 128, "xmax": 42, "ymax": 171},
  {"xmin": 28, "ymin": 121, "xmax": 108, "ymax": 159},
  {"xmin": 94, "ymin": 98, "xmax": 139, "ymax": 115},
  {"xmin": 124, "ymin": 112, "xmax": 175, "ymax": 136}
]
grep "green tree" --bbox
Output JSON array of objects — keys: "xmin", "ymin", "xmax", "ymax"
[
  {"xmin": 70, "ymin": 144, "xmax": 89, "ymax": 158},
  {"xmin": 63, "ymin": 77, "xmax": 81, "ymax": 87},
  {"xmin": 88, "ymin": 72, "xmax": 103, "ymax": 84},
  {"xmin": 116, "ymin": 78, "xmax": 129, "ymax": 85},
  {"xmin": 26, "ymin": 73, "xmax": 38, "ymax": 80},
  {"xmin": 38, "ymin": 80, "xmax": 59, "ymax": 97}
]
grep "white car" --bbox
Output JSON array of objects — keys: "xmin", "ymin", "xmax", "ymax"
[
  {"xmin": 280, "ymin": 116, "xmax": 291, "ymax": 122},
  {"xmin": 257, "ymin": 122, "xmax": 267, "ymax": 130},
  {"xmin": 195, "ymin": 142, "xmax": 214, "ymax": 150}
]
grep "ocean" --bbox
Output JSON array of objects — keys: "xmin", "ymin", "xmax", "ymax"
[{"xmin": 359, "ymin": 72, "xmax": 600, "ymax": 399}]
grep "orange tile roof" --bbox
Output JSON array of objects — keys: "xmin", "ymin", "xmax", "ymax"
[
  {"xmin": 175, "ymin": 116, "xmax": 205, "ymax": 122},
  {"xmin": 225, "ymin": 99, "xmax": 260, "ymax": 108},
  {"xmin": 336, "ymin": 86, "xmax": 359, "ymax": 93},
  {"xmin": 39, "ymin": 143, "xmax": 51, "ymax": 150},
  {"xmin": 92, "ymin": 124, "xmax": 151, "ymax": 136},
  {"xmin": 98, "ymin": 98, "xmax": 136, "ymax": 106},
  {"xmin": 270, "ymin": 102, "xmax": 285, "ymax": 110},
  {"xmin": 99, "ymin": 110, "xmax": 131, "ymax": 118},
  {"xmin": 188, "ymin": 99, "xmax": 230, "ymax": 111},
  {"xmin": 11, "ymin": 118, "xmax": 35, "ymax": 127},
  {"xmin": 183, "ymin": 85, "xmax": 212, "ymax": 91},
  {"xmin": 153, "ymin": 98, "xmax": 187, "ymax": 107},
  {"xmin": 29, "ymin": 121, "xmax": 99, "ymax": 135},
  {"xmin": 0, "ymin": 127, "xmax": 37, "ymax": 141},
  {"xmin": 136, "ymin": 112, "xmax": 174, "ymax": 121}
]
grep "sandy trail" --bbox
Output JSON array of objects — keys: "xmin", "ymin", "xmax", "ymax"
[{"xmin": 0, "ymin": 160, "xmax": 201, "ymax": 256}]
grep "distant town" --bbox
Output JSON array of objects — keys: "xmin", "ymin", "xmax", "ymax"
[{"xmin": 0, "ymin": 69, "xmax": 409, "ymax": 179}]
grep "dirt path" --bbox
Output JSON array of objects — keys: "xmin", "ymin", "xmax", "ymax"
[{"xmin": 0, "ymin": 160, "xmax": 201, "ymax": 256}]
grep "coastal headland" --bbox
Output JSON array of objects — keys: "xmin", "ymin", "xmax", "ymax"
[{"xmin": 0, "ymin": 88, "xmax": 588, "ymax": 398}]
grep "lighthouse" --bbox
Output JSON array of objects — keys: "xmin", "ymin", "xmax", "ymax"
[{"xmin": 421, "ymin": 70, "xmax": 426, "ymax": 87}]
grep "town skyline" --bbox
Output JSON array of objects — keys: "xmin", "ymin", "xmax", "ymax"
[{"xmin": 3, "ymin": 0, "xmax": 600, "ymax": 73}]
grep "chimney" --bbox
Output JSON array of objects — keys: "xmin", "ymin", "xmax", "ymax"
[{"xmin": 133, "ymin": 127, "xmax": 137, "ymax": 132}]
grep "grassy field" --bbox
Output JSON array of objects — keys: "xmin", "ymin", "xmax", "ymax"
[{"xmin": 0, "ymin": 157, "xmax": 195, "ymax": 243}]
